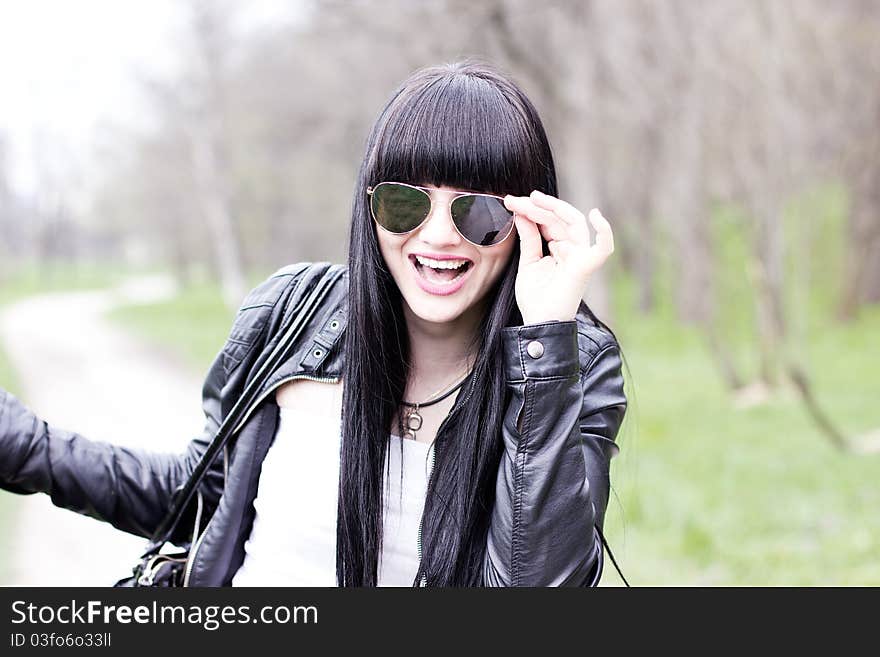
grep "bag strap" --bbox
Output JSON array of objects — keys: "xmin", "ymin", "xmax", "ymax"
[{"xmin": 142, "ymin": 262, "xmax": 345, "ymax": 555}]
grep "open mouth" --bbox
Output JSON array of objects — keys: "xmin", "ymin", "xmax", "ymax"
[{"xmin": 409, "ymin": 254, "xmax": 473, "ymax": 285}]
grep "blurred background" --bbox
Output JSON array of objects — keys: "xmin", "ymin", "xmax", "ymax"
[{"xmin": 0, "ymin": 0, "xmax": 877, "ymax": 586}]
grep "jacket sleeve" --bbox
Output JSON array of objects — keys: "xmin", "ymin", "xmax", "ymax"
[
  {"xmin": 0, "ymin": 336, "xmax": 229, "ymax": 543},
  {"xmin": 482, "ymin": 319, "xmax": 627, "ymax": 586},
  {"xmin": 0, "ymin": 263, "xmax": 310, "ymax": 543}
]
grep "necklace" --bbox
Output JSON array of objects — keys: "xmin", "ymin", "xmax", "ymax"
[{"xmin": 400, "ymin": 367, "xmax": 473, "ymax": 442}]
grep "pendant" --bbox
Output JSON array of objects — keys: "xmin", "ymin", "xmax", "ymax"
[{"xmin": 403, "ymin": 403, "xmax": 422, "ymax": 441}]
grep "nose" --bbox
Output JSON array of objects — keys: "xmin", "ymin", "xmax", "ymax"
[{"xmin": 416, "ymin": 194, "xmax": 463, "ymax": 246}]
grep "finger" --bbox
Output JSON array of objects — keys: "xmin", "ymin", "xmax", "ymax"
[
  {"xmin": 529, "ymin": 190, "xmax": 586, "ymax": 226},
  {"xmin": 521, "ymin": 192, "xmax": 591, "ymax": 247},
  {"xmin": 579, "ymin": 209, "xmax": 614, "ymax": 274},
  {"xmin": 588, "ymin": 208, "xmax": 614, "ymax": 256},
  {"xmin": 505, "ymin": 195, "xmax": 562, "ymax": 225},
  {"xmin": 513, "ymin": 214, "xmax": 543, "ymax": 266},
  {"xmin": 505, "ymin": 195, "xmax": 568, "ymax": 241}
]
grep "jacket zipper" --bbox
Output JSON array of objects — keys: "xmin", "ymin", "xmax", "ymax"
[
  {"xmin": 415, "ymin": 440, "xmax": 436, "ymax": 587},
  {"xmin": 414, "ymin": 376, "xmax": 475, "ymax": 587},
  {"xmin": 183, "ymin": 371, "xmax": 341, "ymax": 587}
]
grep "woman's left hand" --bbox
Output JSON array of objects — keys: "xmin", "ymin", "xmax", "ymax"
[{"xmin": 504, "ymin": 190, "xmax": 615, "ymax": 326}]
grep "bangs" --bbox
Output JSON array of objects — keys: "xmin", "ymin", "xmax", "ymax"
[{"xmin": 371, "ymin": 74, "xmax": 548, "ymax": 198}]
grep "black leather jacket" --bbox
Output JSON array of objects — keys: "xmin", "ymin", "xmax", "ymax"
[{"xmin": 0, "ymin": 261, "xmax": 627, "ymax": 586}]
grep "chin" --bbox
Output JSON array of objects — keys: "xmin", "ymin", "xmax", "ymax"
[{"xmin": 403, "ymin": 295, "xmax": 471, "ymax": 325}]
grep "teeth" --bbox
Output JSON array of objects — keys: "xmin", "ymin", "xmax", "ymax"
[{"xmin": 414, "ymin": 255, "xmax": 469, "ymax": 270}]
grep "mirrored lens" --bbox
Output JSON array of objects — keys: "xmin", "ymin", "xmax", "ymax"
[
  {"xmin": 371, "ymin": 183, "xmax": 431, "ymax": 233},
  {"xmin": 450, "ymin": 195, "xmax": 515, "ymax": 246}
]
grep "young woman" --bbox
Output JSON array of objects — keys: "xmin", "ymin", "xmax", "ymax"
[{"xmin": 0, "ymin": 60, "xmax": 627, "ymax": 587}]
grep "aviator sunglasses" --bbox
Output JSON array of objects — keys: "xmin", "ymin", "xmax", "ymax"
[{"xmin": 367, "ymin": 181, "xmax": 516, "ymax": 247}]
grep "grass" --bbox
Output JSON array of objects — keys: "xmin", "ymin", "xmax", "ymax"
[
  {"xmin": 105, "ymin": 279, "xmax": 238, "ymax": 373},
  {"xmin": 0, "ymin": 261, "xmax": 130, "ymax": 307},
  {"xmin": 600, "ymin": 181, "xmax": 880, "ymax": 585},
  {"xmin": 103, "ymin": 268, "xmax": 276, "ymax": 372},
  {"xmin": 602, "ymin": 300, "xmax": 880, "ymax": 585}
]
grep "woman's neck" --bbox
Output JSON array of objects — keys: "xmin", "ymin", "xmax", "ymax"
[{"xmin": 402, "ymin": 303, "xmax": 480, "ymax": 398}]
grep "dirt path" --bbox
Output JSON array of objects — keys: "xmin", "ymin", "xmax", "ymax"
[{"xmin": 0, "ymin": 275, "xmax": 207, "ymax": 586}]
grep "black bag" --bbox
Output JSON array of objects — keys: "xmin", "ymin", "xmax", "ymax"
[
  {"xmin": 114, "ymin": 263, "xmax": 344, "ymax": 587},
  {"xmin": 116, "ymin": 550, "xmax": 189, "ymax": 587}
]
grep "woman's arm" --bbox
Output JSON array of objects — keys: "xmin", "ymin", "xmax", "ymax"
[
  {"xmin": 0, "ymin": 340, "xmax": 227, "ymax": 543},
  {"xmin": 482, "ymin": 318, "xmax": 627, "ymax": 586},
  {"xmin": 0, "ymin": 262, "xmax": 312, "ymax": 544}
]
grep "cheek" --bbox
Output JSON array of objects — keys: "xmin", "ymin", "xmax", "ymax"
[
  {"xmin": 376, "ymin": 231, "xmax": 409, "ymax": 275},
  {"xmin": 488, "ymin": 240, "xmax": 516, "ymax": 272},
  {"xmin": 375, "ymin": 229, "xmax": 398, "ymax": 257},
  {"xmin": 480, "ymin": 242, "xmax": 516, "ymax": 288}
]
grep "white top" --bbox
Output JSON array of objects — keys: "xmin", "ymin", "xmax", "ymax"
[{"xmin": 231, "ymin": 404, "xmax": 433, "ymax": 586}]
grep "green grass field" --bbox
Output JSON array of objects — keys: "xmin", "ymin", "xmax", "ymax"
[
  {"xmin": 105, "ymin": 279, "xmax": 237, "ymax": 372},
  {"xmin": 0, "ymin": 262, "xmax": 129, "ymax": 308},
  {"xmin": 603, "ymin": 300, "xmax": 880, "ymax": 585},
  {"xmin": 598, "ymin": 184, "xmax": 880, "ymax": 585}
]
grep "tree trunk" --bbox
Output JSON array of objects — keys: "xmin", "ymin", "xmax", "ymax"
[{"xmin": 189, "ymin": 123, "xmax": 247, "ymax": 310}]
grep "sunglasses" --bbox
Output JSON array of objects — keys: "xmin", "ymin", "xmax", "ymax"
[{"xmin": 366, "ymin": 181, "xmax": 516, "ymax": 247}]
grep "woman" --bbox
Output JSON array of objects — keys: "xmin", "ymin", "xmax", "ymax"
[{"xmin": 0, "ymin": 59, "xmax": 627, "ymax": 587}]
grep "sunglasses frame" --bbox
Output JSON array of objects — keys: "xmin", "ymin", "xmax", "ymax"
[{"xmin": 366, "ymin": 181, "xmax": 516, "ymax": 248}]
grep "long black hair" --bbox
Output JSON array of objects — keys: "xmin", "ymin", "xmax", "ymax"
[{"xmin": 337, "ymin": 59, "xmax": 616, "ymax": 586}]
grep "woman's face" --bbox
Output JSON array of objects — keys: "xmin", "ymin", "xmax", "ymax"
[{"xmin": 376, "ymin": 184, "xmax": 517, "ymax": 326}]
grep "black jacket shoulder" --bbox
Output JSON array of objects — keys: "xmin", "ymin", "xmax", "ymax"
[{"xmin": 218, "ymin": 262, "xmax": 339, "ymax": 379}]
